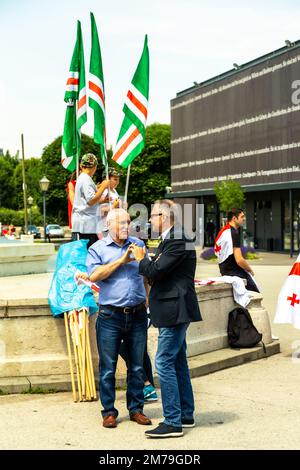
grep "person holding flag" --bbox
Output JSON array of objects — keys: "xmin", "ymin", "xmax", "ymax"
[
  {"xmin": 61, "ymin": 20, "xmax": 87, "ymax": 175},
  {"xmin": 214, "ymin": 208, "xmax": 259, "ymax": 292},
  {"xmin": 71, "ymin": 153, "xmax": 109, "ymax": 248}
]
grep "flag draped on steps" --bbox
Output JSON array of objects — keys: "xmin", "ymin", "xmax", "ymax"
[
  {"xmin": 89, "ymin": 12, "xmax": 107, "ymax": 168},
  {"xmin": 112, "ymin": 35, "xmax": 149, "ymax": 168},
  {"xmin": 61, "ymin": 21, "xmax": 87, "ymax": 172},
  {"xmin": 274, "ymin": 254, "xmax": 300, "ymax": 329}
]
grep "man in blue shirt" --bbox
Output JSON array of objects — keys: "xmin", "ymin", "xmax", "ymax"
[{"xmin": 85, "ymin": 208, "xmax": 151, "ymax": 429}]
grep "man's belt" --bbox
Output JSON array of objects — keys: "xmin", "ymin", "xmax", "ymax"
[{"xmin": 100, "ymin": 302, "xmax": 146, "ymax": 314}]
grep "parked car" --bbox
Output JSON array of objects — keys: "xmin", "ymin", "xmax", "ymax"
[
  {"xmin": 21, "ymin": 225, "xmax": 41, "ymax": 239},
  {"xmin": 46, "ymin": 224, "xmax": 65, "ymax": 240}
]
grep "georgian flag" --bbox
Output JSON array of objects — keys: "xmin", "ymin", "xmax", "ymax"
[
  {"xmin": 274, "ymin": 254, "xmax": 300, "ymax": 329},
  {"xmin": 214, "ymin": 223, "xmax": 233, "ymax": 263}
]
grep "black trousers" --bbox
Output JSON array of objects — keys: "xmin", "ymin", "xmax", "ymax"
[
  {"xmin": 71, "ymin": 232, "xmax": 98, "ymax": 249},
  {"xmin": 220, "ymin": 266, "xmax": 260, "ymax": 293},
  {"xmin": 119, "ymin": 340, "xmax": 154, "ymax": 387}
]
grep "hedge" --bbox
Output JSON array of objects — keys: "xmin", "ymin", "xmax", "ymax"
[{"xmin": 0, "ymin": 207, "xmax": 44, "ymax": 226}]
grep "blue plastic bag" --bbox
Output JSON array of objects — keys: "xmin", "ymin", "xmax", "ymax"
[{"xmin": 48, "ymin": 240, "xmax": 98, "ymax": 317}]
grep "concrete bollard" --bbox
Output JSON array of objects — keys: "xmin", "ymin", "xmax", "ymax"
[
  {"xmin": 20, "ymin": 235, "xmax": 34, "ymax": 243},
  {"xmin": 247, "ymin": 292, "xmax": 273, "ymax": 344}
]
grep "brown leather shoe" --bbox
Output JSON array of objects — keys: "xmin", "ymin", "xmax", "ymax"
[
  {"xmin": 130, "ymin": 412, "xmax": 152, "ymax": 425},
  {"xmin": 103, "ymin": 414, "xmax": 117, "ymax": 428}
]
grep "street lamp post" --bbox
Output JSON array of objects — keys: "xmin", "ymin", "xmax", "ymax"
[
  {"xmin": 27, "ymin": 196, "xmax": 33, "ymax": 228},
  {"xmin": 39, "ymin": 176, "xmax": 50, "ymax": 242}
]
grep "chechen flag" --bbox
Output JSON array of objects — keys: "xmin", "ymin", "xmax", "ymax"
[
  {"xmin": 274, "ymin": 254, "xmax": 300, "ymax": 329},
  {"xmin": 112, "ymin": 35, "xmax": 149, "ymax": 168},
  {"xmin": 61, "ymin": 21, "xmax": 87, "ymax": 172},
  {"xmin": 89, "ymin": 12, "xmax": 107, "ymax": 168},
  {"xmin": 214, "ymin": 223, "xmax": 233, "ymax": 263}
]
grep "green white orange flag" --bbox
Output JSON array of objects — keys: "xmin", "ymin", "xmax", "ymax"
[
  {"xmin": 89, "ymin": 12, "xmax": 107, "ymax": 167},
  {"xmin": 112, "ymin": 35, "xmax": 149, "ymax": 168},
  {"xmin": 62, "ymin": 21, "xmax": 87, "ymax": 171}
]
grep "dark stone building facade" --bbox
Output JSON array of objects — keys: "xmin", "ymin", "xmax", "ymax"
[{"xmin": 169, "ymin": 40, "xmax": 300, "ymax": 252}]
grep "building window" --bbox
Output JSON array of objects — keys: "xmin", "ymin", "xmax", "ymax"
[{"xmin": 283, "ymin": 199, "xmax": 300, "ymax": 252}]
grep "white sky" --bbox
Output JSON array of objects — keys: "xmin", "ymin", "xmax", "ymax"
[{"xmin": 1, "ymin": 0, "xmax": 300, "ymax": 157}]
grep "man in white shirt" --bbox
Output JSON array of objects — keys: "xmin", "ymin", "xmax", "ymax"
[{"xmin": 71, "ymin": 153, "xmax": 109, "ymax": 248}]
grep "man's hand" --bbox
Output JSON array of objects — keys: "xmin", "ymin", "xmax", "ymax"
[
  {"xmin": 130, "ymin": 244, "xmax": 146, "ymax": 262},
  {"xmin": 112, "ymin": 198, "xmax": 120, "ymax": 209},
  {"xmin": 120, "ymin": 247, "xmax": 135, "ymax": 264},
  {"xmin": 76, "ymin": 272, "xmax": 89, "ymax": 281},
  {"xmin": 99, "ymin": 196, "xmax": 110, "ymax": 203},
  {"xmin": 102, "ymin": 179, "xmax": 110, "ymax": 189}
]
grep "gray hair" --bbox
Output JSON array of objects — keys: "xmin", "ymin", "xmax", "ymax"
[
  {"xmin": 154, "ymin": 199, "xmax": 179, "ymax": 223},
  {"xmin": 106, "ymin": 208, "xmax": 130, "ymax": 225}
]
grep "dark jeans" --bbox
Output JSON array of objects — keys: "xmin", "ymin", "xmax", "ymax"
[
  {"xmin": 119, "ymin": 339, "xmax": 154, "ymax": 386},
  {"xmin": 155, "ymin": 323, "xmax": 195, "ymax": 427},
  {"xmin": 220, "ymin": 266, "xmax": 260, "ymax": 292},
  {"xmin": 71, "ymin": 232, "xmax": 98, "ymax": 249},
  {"xmin": 96, "ymin": 305, "xmax": 147, "ymax": 417}
]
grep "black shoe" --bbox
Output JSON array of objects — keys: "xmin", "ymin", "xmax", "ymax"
[
  {"xmin": 145, "ymin": 423, "xmax": 183, "ymax": 438},
  {"xmin": 182, "ymin": 418, "xmax": 195, "ymax": 428}
]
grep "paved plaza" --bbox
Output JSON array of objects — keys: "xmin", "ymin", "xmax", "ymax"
[{"xmin": 1, "ymin": 253, "xmax": 299, "ymax": 450}]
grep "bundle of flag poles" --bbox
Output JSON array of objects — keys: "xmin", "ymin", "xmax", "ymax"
[{"xmin": 64, "ymin": 309, "xmax": 97, "ymax": 402}]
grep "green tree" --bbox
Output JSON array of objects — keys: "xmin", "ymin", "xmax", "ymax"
[
  {"xmin": 0, "ymin": 155, "xmax": 17, "ymax": 209},
  {"xmin": 214, "ymin": 180, "xmax": 245, "ymax": 212},
  {"xmin": 12, "ymin": 158, "xmax": 43, "ymax": 210}
]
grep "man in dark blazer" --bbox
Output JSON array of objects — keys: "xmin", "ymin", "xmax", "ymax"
[{"xmin": 130, "ymin": 199, "xmax": 202, "ymax": 438}]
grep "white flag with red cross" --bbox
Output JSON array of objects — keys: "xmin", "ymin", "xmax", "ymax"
[
  {"xmin": 214, "ymin": 223, "xmax": 233, "ymax": 263},
  {"xmin": 274, "ymin": 254, "xmax": 300, "ymax": 329}
]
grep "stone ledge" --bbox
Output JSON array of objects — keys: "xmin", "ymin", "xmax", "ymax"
[
  {"xmin": 0, "ymin": 377, "xmax": 30, "ymax": 394},
  {"xmin": 188, "ymin": 341, "xmax": 280, "ymax": 378},
  {"xmin": 0, "ymin": 342, "xmax": 280, "ymax": 395},
  {"xmin": 0, "ymin": 283, "xmax": 235, "ymax": 317}
]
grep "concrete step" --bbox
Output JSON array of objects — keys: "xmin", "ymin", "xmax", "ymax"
[{"xmin": 0, "ymin": 341, "xmax": 280, "ymax": 395}]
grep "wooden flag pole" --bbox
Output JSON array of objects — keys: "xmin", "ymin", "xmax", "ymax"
[
  {"xmin": 84, "ymin": 316, "xmax": 93, "ymax": 400},
  {"xmin": 124, "ymin": 164, "xmax": 131, "ymax": 205},
  {"xmin": 81, "ymin": 310, "xmax": 86, "ymax": 398},
  {"xmin": 73, "ymin": 99, "xmax": 80, "ymax": 180},
  {"xmin": 64, "ymin": 312, "xmax": 77, "ymax": 402},
  {"xmin": 74, "ymin": 310, "xmax": 85, "ymax": 400},
  {"xmin": 69, "ymin": 311, "xmax": 82, "ymax": 401},
  {"xmin": 21, "ymin": 134, "xmax": 28, "ymax": 235},
  {"xmin": 105, "ymin": 160, "xmax": 112, "ymax": 210},
  {"xmin": 86, "ymin": 314, "xmax": 97, "ymax": 398}
]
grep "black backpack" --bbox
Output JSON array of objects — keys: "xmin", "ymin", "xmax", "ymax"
[{"xmin": 227, "ymin": 307, "xmax": 265, "ymax": 351}]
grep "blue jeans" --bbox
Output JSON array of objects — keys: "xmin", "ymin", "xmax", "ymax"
[
  {"xmin": 96, "ymin": 306, "xmax": 147, "ymax": 417},
  {"xmin": 155, "ymin": 323, "xmax": 195, "ymax": 427}
]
